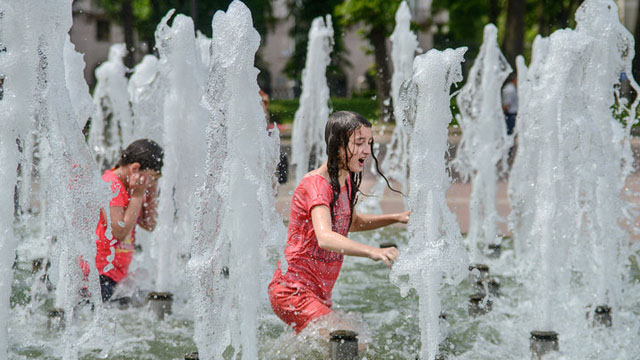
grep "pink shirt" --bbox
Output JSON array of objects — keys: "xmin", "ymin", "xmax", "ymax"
[
  {"xmin": 95, "ymin": 169, "xmax": 138, "ymax": 282},
  {"xmin": 277, "ymin": 174, "xmax": 352, "ymax": 306}
]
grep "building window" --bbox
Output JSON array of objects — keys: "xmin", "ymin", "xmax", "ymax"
[{"xmin": 96, "ymin": 19, "xmax": 110, "ymax": 42}]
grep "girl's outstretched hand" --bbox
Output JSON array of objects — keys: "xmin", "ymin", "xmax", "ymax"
[
  {"xmin": 397, "ymin": 210, "xmax": 410, "ymax": 224},
  {"xmin": 369, "ymin": 246, "xmax": 399, "ymax": 269}
]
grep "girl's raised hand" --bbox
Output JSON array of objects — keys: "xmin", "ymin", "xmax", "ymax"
[
  {"xmin": 369, "ymin": 246, "xmax": 399, "ymax": 269},
  {"xmin": 397, "ymin": 210, "xmax": 410, "ymax": 224},
  {"xmin": 129, "ymin": 172, "xmax": 150, "ymax": 198}
]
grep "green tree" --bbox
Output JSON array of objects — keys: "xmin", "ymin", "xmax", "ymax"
[
  {"xmin": 432, "ymin": 0, "xmax": 584, "ymax": 69},
  {"xmin": 92, "ymin": 0, "xmax": 272, "ymax": 66},
  {"xmin": 335, "ymin": 0, "xmax": 403, "ymax": 122},
  {"xmin": 431, "ymin": 0, "xmax": 493, "ymax": 66},
  {"xmin": 283, "ymin": 0, "xmax": 348, "ymax": 97},
  {"xmin": 502, "ymin": 0, "xmax": 526, "ymax": 66}
]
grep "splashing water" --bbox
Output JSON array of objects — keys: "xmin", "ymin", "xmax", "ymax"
[
  {"xmin": 291, "ymin": 15, "xmax": 333, "ymax": 184},
  {"xmin": 360, "ymin": 1, "xmax": 417, "ymax": 213},
  {"xmin": 129, "ymin": 54, "xmax": 164, "ymax": 143},
  {"xmin": 89, "ymin": 43, "xmax": 133, "ymax": 171},
  {"xmin": 64, "ymin": 35, "xmax": 93, "ymax": 131},
  {"xmin": 508, "ymin": 0, "xmax": 640, "ymax": 333},
  {"xmin": 153, "ymin": 11, "xmax": 209, "ymax": 294},
  {"xmin": 188, "ymin": 2, "xmax": 285, "ymax": 359},
  {"xmin": 391, "ymin": 47, "xmax": 469, "ymax": 360},
  {"xmin": 453, "ymin": 24, "xmax": 512, "ymax": 262},
  {"xmin": 1, "ymin": 1, "xmax": 112, "ymax": 359}
]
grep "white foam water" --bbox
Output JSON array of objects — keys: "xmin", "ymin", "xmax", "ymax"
[
  {"xmin": 453, "ymin": 24, "xmax": 512, "ymax": 262},
  {"xmin": 189, "ymin": 2, "xmax": 285, "ymax": 359},
  {"xmin": 153, "ymin": 11, "xmax": 209, "ymax": 293},
  {"xmin": 391, "ymin": 47, "xmax": 469, "ymax": 360},
  {"xmin": 290, "ymin": 15, "xmax": 333, "ymax": 184},
  {"xmin": 508, "ymin": 0, "xmax": 639, "ymax": 334},
  {"xmin": 360, "ymin": 1, "xmax": 417, "ymax": 213},
  {"xmin": 89, "ymin": 43, "xmax": 133, "ymax": 171},
  {"xmin": 1, "ymin": 1, "xmax": 112, "ymax": 358},
  {"xmin": 128, "ymin": 54, "xmax": 164, "ymax": 143}
]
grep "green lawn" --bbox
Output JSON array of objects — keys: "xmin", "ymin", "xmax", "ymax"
[
  {"xmin": 269, "ymin": 96, "xmax": 460, "ymax": 126},
  {"xmin": 269, "ymin": 97, "xmax": 379, "ymax": 124}
]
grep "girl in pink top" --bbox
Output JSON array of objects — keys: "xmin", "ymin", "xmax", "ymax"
[{"xmin": 269, "ymin": 111, "xmax": 409, "ymax": 334}]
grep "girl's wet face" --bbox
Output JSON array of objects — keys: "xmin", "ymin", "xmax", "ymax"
[{"xmin": 341, "ymin": 125, "xmax": 373, "ymax": 172}]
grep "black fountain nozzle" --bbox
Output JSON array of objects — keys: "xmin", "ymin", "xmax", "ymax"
[
  {"xmin": 47, "ymin": 307, "xmax": 65, "ymax": 331},
  {"xmin": 329, "ymin": 330, "xmax": 359, "ymax": 360},
  {"xmin": 380, "ymin": 242, "xmax": 397, "ymax": 249},
  {"xmin": 147, "ymin": 291, "xmax": 173, "ymax": 320},
  {"xmin": 185, "ymin": 351, "xmax": 199, "ymax": 360},
  {"xmin": 486, "ymin": 243, "xmax": 501, "ymax": 258},
  {"xmin": 468, "ymin": 293, "xmax": 492, "ymax": 316},
  {"xmin": 593, "ymin": 305, "xmax": 612, "ymax": 327},
  {"xmin": 530, "ymin": 330, "xmax": 559, "ymax": 359},
  {"xmin": 221, "ymin": 266, "xmax": 230, "ymax": 278}
]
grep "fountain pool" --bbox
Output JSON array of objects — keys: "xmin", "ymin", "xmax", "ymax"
[{"xmin": 8, "ymin": 227, "xmax": 640, "ymax": 359}]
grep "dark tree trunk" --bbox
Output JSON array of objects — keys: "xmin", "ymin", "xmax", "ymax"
[
  {"xmin": 148, "ymin": 0, "xmax": 161, "ymax": 54},
  {"xmin": 122, "ymin": 0, "xmax": 135, "ymax": 69},
  {"xmin": 537, "ymin": 0, "xmax": 549, "ymax": 36},
  {"xmin": 489, "ymin": 0, "xmax": 500, "ymax": 25},
  {"xmin": 369, "ymin": 25, "xmax": 393, "ymax": 122},
  {"xmin": 633, "ymin": 5, "xmax": 640, "ymax": 82},
  {"xmin": 191, "ymin": 0, "xmax": 198, "ymax": 30},
  {"xmin": 502, "ymin": 0, "xmax": 526, "ymax": 67}
]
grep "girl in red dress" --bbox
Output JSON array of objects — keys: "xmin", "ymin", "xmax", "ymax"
[{"xmin": 269, "ymin": 111, "xmax": 409, "ymax": 334}]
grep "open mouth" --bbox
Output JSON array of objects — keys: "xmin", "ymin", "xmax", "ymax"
[{"xmin": 358, "ymin": 158, "xmax": 365, "ymax": 166}]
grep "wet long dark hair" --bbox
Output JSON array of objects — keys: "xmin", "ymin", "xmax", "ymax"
[
  {"xmin": 115, "ymin": 139, "xmax": 164, "ymax": 174},
  {"xmin": 325, "ymin": 111, "xmax": 399, "ymax": 225}
]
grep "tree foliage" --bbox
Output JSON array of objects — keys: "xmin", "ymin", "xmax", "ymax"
[
  {"xmin": 283, "ymin": 0, "xmax": 348, "ymax": 97},
  {"xmin": 335, "ymin": 0, "xmax": 403, "ymax": 121},
  {"xmin": 93, "ymin": 0, "xmax": 273, "ymax": 53},
  {"xmin": 432, "ymin": 0, "xmax": 585, "ymax": 67}
]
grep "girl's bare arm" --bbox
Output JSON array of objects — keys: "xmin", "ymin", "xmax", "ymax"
[
  {"xmin": 311, "ymin": 205, "xmax": 399, "ymax": 268},
  {"xmin": 349, "ymin": 210, "xmax": 410, "ymax": 232},
  {"xmin": 109, "ymin": 195, "xmax": 144, "ymax": 241}
]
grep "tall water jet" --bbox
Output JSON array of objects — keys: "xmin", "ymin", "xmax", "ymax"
[
  {"xmin": 89, "ymin": 43, "xmax": 133, "ymax": 170},
  {"xmin": 2, "ymin": 1, "xmax": 111, "ymax": 358},
  {"xmin": 513, "ymin": 28, "xmax": 595, "ymax": 342},
  {"xmin": 188, "ymin": 2, "xmax": 285, "ymax": 358},
  {"xmin": 291, "ymin": 15, "xmax": 333, "ymax": 184},
  {"xmin": 361, "ymin": 1, "xmax": 417, "ymax": 213},
  {"xmin": 507, "ymin": 45, "xmax": 542, "ymax": 260},
  {"xmin": 571, "ymin": 0, "xmax": 639, "ymax": 322},
  {"xmin": 128, "ymin": 54, "xmax": 164, "ymax": 143},
  {"xmin": 195, "ymin": 31, "xmax": 212, "ymax": 73},
  {"xmin": 390, "ymin": 47, "xmax": 469, "ymax": 360},
  {"xmin": 453, "ymin": 24, "xmax": 511, "ymax": 262},
  {"xmin": 64, "ymin": 35, "xmax": 93, "ymax": 131},
  {"xmin": 0, "ymin": 3, "xmax": 32, "ymax": 357},
  {"xmin": 153, "ymin": 11, "xmax": 208, "ymax": 296}
]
